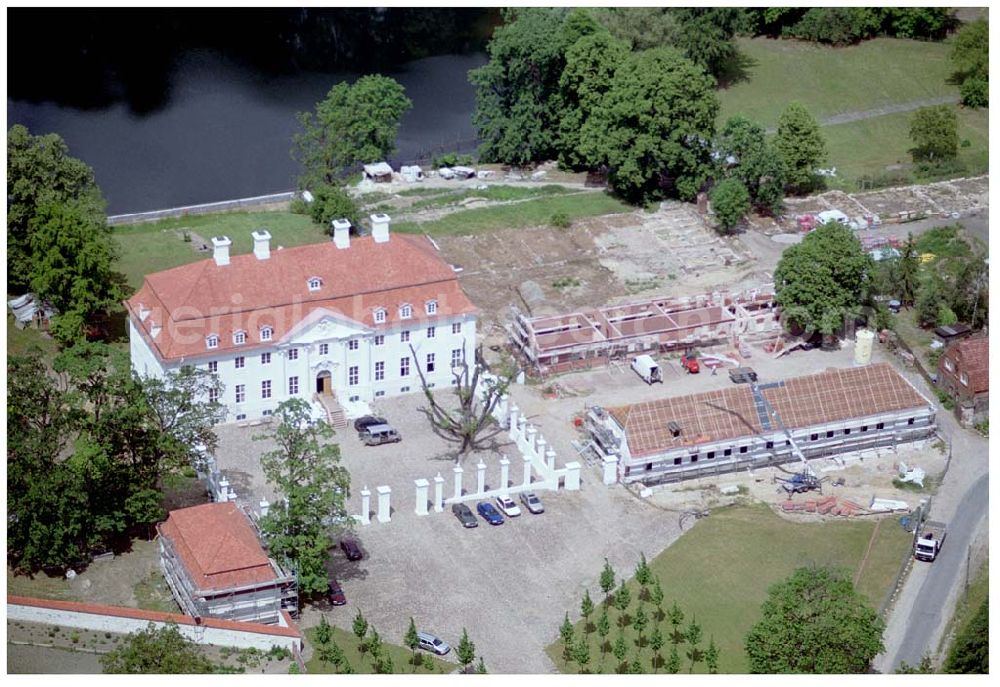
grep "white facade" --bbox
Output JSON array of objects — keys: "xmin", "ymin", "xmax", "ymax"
[{"xmin": 131, "ymin": 307, "xmax": 477, "ymax": 423}]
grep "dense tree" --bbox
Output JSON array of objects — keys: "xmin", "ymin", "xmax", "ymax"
[
  {"xmin": 580, "ymin": 47, "xmax": 718, "ymax": 203},
  {"xmin": 7, "ymin": 124, "xmax": 107, "ymax": 293},
  {"xmin": 716, "ymin": 115, "xmax": 786, "ymax": 214},
  {"xmin": 293, "ymin": 75, "xmax": 411, "ymax": 187},
  {"xmin": 632, "ymin": 604, "xmax": 649, "ymax": 654},
  {"xmin": 470, "ymin": 7, "xmax": 571, "ymax": 165},
  {"xmin": 944, "ymin": 597, "xmax": 988, "ymax": 673},
  {"xmin": 596, "ymin": 610, "xmax": 611, "ymax": 662},
  {"xmin": 666, "ymin": 644, "xmax": 681, "ymax": 674},
  {"xmin": 671, "ymin": 8, "xmax": 745, "ymax": 78},
  {"xmin": 612, "ymin": 633, "xmax": 627, "ymax": 665},
  {"xmin": 556, "ymin": 31, "xmax": 629, "ymax": 170},
  {"xmin": 27, "ymin": 200, "xmax": 125, "ymax": 345},
  {"xmin": 412, "ymin": 344, "xmax": 519, "ymax": 456},
  {"xmin": 142, "ymin": 365, "xmax": 225, "ymax": 472},
  {"xmin": 307, "ymin": 183, "xmax": 362, "ymax": 229},
  {"xmin": 614, "ymin": 579, "xmax": 632, "ymax": 622},
  {"xmin": 895, "ymin": 234, "xmax": 921, "ymax": 306},
  {"xmin": 774, "ymin": 102, "xmax": 827, "ymax": 194},
  {"xmin": 100, "ymin": 623, "xmax": 216, "ymax": 673},
  {"xmin": 685, "ymin": 618, "xmax": 704, "ymax": 672},
  {"xmin": 746, "ymin": 7, "xmax": 956, "ymax": 42},
  {"xmin": 710, "ymin": 178, "xmax": 751, "ymax": 233},
  {"xmin": 352, "ymin": 609, "xmax": 369, "ymax": 652},
  {"xmin": 593, "ymin": 8, "xmax": 679, "ymax": 51},
  {"xmin": 745, "ymin": 566, "xmax": 884, "ymax": 673},
  {"xmin": 649, "ymin": 626, "xmax": 665, "ymax": 672},
  {"xmin": 773, "ymin": 222, "xmax": 874, "ymax": 335},
  {"xmin": 573, "ymin": 637, "xmax": 591, "ymax": 673},
  {"xmin": 915, "ymin": 273, "xmax": 948, "ymax": 327},
  {"xmin": 256, "ymin": 398, "xmax": 351, "ymax": 595},
  {"xmin": 560, "ymin": 612, "xmax": 575, "ymax": 661},
  {"xmin": 910, "ymin": 105, "xmax": 959, "ymax": 163},
  {"xmin": 951, "ymin": 20, "xmax": 988, "ymax": 108}
]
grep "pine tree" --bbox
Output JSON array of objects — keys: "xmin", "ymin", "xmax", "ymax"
[
  {"xmin": 635, "ymin": 552, "xmax": 651, "ymax": 587},
  {"xmin": 596, "ymin": 610, "xmax": 611, "ymax": 665},
  {"xmin": 685, "ymin": 617, "xmax": 703, "ymax": 672},
  {"xmin": 649, "ymin": 626, "xmax": 665, "ymax": 673},
  {"xmin": 315, "ymin": 615, "xmax": 333, "ymax": 647},
  {"xmin": 580, "ymin": 589, "xmax": 595, "ymax": 632},
  {"xmin": 456, "ymin": 628, "xmax": 476, "ymax": 673},
  {"xmin": 666, "ymin": 644, "xmax": 681, "ymax": 674},
  {"xmin": 476, "ymin": 656, "xmax": 488, "ymax": 674},
  {"xmin": 599, "ymin": 558, "xmax": 616, "ymax": 605},
  {"xmin": 615, "ymin": 579, "xmax": 632, "ymax": 627},
  {"xmin": 651, "ymin": 576, "xmax": 665, "ymax": 622},
  {"xmin": 632, "ymin": 604, "xmax": 649, "ymax": 655},
  {"xmin": 705, "ymin": 635, "xmax": 720, "ymax": 674},
  {"xmin": 613, "ymin": 633, "xmax": 628, "ymax": 667},
  {"xmin": 667, "ymin": 601, "xmax": 685, "ymax": 645},
  {"xmin": 404, "ymin": 617, "xmax": 419, "ymax": 671},
  {"xmin": 573, "ymin": 637, "xmax": 591, "ymax": 673},
  {"xmin": 352, "ymin": 610, "xmax": 369, "ymax": 659}
]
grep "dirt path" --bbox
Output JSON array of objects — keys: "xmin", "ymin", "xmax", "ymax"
[{"xmin": 765, "ymin": 95, "xmax": 960, "ymax": 133}]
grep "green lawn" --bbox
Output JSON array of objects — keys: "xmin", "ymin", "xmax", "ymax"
[
  {"xmin": 392, "ymin": 192, "xmax": 633, "ymax": 236},
  {"xmin": 939, "ymin": 560, "xmax": 988, "ymax": 661},
  {"xmin": 304, "ymin": 625, "xmax": 454, "ymax": 674},
  {"xmin": 113, "ymin": 211, "xmax": 322, "ymax": 291},
  {"xmin": 546, "ymin": 503, "xmax": 912, "ymax": 674},
  {"xmin": 6, "ymin": 313, "xmax": 59, "ymax": 358},
  {"xmin": 821, "ymin": 106, "xmax": 989, "ymax": 190},
  {"xmin": 719, "ymin": 36, "xmax": 958, "ymax": 127},
  {"xmin": 406, "ymin": 184, "xmax": 573, "ymax": 210}
]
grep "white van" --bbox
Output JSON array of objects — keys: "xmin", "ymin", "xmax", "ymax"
[{"xmin": 631, "ymin": 354, "xmax": 662, "ymax": 384}]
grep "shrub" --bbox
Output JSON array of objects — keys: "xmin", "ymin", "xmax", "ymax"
[
  {"xmin": 937, "ymin": 304, "xmax": 958, "ymax": 327},
  {"xmin": 431, "ymin": 152, "xmax": 474, "ymax": 168},
  {"xmin": 308, "ymin": 184, "xmax": 361, "ymax": 228},
  {"xmin": 959, "ymin": 77, "xmax": 989, "ymax": 109},
  {"xmin": 550, "ymin": 211, "xmax": 572, "ymax": 228}
]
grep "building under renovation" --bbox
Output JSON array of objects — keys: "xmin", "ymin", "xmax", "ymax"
[
  {"xmin": 157, "ymin": 502, "xmax": 298, "ymax": 624},
  {"xmin": 509, "ymin": 285, "xmax": 779, "ymax": 376},
  {"xmin": 588, "ymin": 362, "xmax": 935, "ymax": 485}
]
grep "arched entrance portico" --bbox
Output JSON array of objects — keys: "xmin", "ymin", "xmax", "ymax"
[{"xmin": 316, "ymin": 370, "xmax": 333, "ymax": 395}]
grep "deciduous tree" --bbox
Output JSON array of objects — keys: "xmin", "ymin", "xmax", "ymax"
[
  {"xmin": 773, "ymin": 222, "xmax": 874, "ymax": 335},
  {"xmin": 774, "ymin": 102, "xmax": 827, "ymax": 194},
  {"xmin": 580, "ymin": 589, "xmax": 595, "ymax": 632},
  {"xmin": 580, "ymin": 47, "xmax": 718, "ymax": 203},
  {"xmin": 951, "ymin": 20, "xmax": 988, "ymax": 108},
  {"xmin": 710, "ymin": 177, "xmax": 751, "ymax": 233},
  {"xmin": 944, "ymin": 597, "xmax": 988, "ymax": 673},
  {"xmin": 293, "ymin": 75, "xmax": 411, "ymax": 187},
  {"xmin": 744, "ymin": 566, "xmax": 884, "ymax": 673},
  {"xmin": 307, "ymin": 183, "xmax": 361, "ymax": 228},
  {"xmin": 101, "ymin": 623, "xmax": 216, "ymax": 673},
  {"xmin": 716, "ymin": 115, "xmax": 786, "ymax": 214},
  {"xmin": 257, "ymin": 398, "xmax": 351, "ymax": 595},
  {"xmin": 705, "ymin": 636, "xmax": 720, "ymax": 674},
  {"xmin": 910, "ymin": 105, "xmax": 959, "ymax": 162}
]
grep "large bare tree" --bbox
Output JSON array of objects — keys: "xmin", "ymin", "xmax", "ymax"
[{"xmin": 410, "ymin": 344, "xmax": 519, "ymax": 458}]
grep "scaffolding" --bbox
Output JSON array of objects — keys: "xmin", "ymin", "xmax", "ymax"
[{"xmin": 509, "ymin": 285, "xmax": 779, "ymax": 376}]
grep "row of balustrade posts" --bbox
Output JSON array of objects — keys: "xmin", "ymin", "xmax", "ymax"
[{"xmin": 354, "ymin": 394, "xmax": 582, "ymax": 524}]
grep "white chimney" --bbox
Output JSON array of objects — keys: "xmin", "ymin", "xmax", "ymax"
[
  {"xmin": 371, "ymin": 213, "xmax": 391, "ymax": 243},
  {"xmin": 211, "ymin": 236, "xmax": 232, "ymax": 266},
  {"xmin": 331, "ymin": 218, "xmax": 351, "ymax": 249},
  {"xmin": 251, "ymin": 229, "xmax": 271, "ymax": 260}
]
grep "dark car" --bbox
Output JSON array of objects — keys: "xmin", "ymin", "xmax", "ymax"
[
  {"xmin": 729, "ymin": 367, "xmax": 758, "ymax": 384},
  {"xmin": 476, "ymin": 501, "xmax": 504, "ymax": 526},
  {"xmin": 340, "ymin": 538, "xmax": 363, "ymax": 561},
  {"xmin": 327, "ymin": 579, "xmax": 346, "ymax": 606},
  {"xmin": 353, "ymin": 415, "xmax": 388, "ymax": 432},
  {"xmin": 452, "ymin": 503, "xmax": 479, "ymax": 528}
]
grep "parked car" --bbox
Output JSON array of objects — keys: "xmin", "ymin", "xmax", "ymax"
[
  {"xmin": 495, "ymin": 495, "xmax": 522, "ymax": 517},
  {"xmin": 729, "ymin": 367, "xmax": 758, "ymax": 384},
  {"xmin": 417, "ymin": 631, "xmax": 451, "ymax": 655},
  {"xmin": 452, "ymin": 503, "xmax": 478, "ymax": 528},
  {"xmin": 327, "ymin": 579, "xmax": 346, "ymax": 606},
  {"xmin": 476, "ymin": 501, "xmax": 504, "ymax": 525},
  {"xmin": 360, "ymin": 423, "xmax": 401, "ymax": 446},
  {"xmin": 353, "ymin": 415, "xmax": 388, "ymax": 432},
  {"xmin": 340, "ymin": 538, "xmax": 363, "ymax": 561},
  {"xmin": 519, "ymin": 492, "xmax": 544, "ymax": 514}
]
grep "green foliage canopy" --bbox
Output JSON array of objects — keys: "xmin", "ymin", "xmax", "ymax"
[
  {"xmin": 101, "ymin": 623, "xmax": 217, "ymax": 673},
  {"xmin": 744, "ymin": 566, "xmax": 884, "ymax": 673},
  {"xmin": 774, "ymin": 102, "xmax": 827, "ymax": 194},
  {"xmin": 909, "ymin": 105, "xmax": 959, "ymax": 162},
  {"xmin": 710, "ymin": 178, "xmax": 751, "ymax": 233}
]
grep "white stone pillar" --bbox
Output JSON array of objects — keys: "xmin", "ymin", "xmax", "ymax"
[
  {"xmin": 564, "ymin": 461, "xmax": 581, "ymax": 491},
  {"xmin": 414, "ymin": 479, "xmax": 429, "ymax": 516},
  {"xmin": 433, "ymin": 473, "xmax": 445, "ymax": 512},
  {"xmin": 535, "ymin": 436, "xmax": 548, "ymax": 462},
  {"xmin": 360, "ymin": 486, "xmax": 371, "ymax": 525},
  {"xmin": 508, "ymin": 404, "xmax": 520, "ymax": 438},
  {"xmin": 259, "ymin": 500, "xmax": 270, "ymax": 518},
  {"xmin": 602, "ymin": 456, "xmax": 619, "ymax": 485},
  {"xmin": 525, "ymin": 425, "xmax": 538, "ymax": 455},
  {"xmin": 497, "ymin": 394, "xmax": 510, "ymax": 424},
  {"xmin": 376, "ymin": 485, "xmax": 391, "ymax": 523},
  {"xmin": 453, "ymin": 465, "xmax": 464, "ymax": 500},
  {"xmin": 476, "ymin": 461, "xmax": 487, "ymax": 495},
  {"xmin": 522, "ymin": 454, "xmax": 533, "ymax": 486},
  {"xmin": 499, "ymin": 456, "xmax": 510, "ymax": 490},
  {"xmin": 546, "ymin": 448, "xmax": 557, "ymax": 472}
]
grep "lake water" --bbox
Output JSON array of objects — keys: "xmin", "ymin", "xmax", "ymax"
[{"xmin": 8, "ymin": 49, "xmax": 486, "ymax": 214}]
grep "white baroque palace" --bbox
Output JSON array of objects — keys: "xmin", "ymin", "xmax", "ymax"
[{"xmin": 126, "ymin": 214, "xmax": 477, "ymax": 422}]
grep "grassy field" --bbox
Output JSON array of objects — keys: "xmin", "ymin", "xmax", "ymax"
[
  {"xmin": 304, "ymin": 625, "xmax": 454, "ymax": 675},
  {"xmin": 545, "ymin": 503, "xmax": 912, "ymax": 674},
  {"xmin": 719, "ymin": 36, "xmax": 958, "ymax": 126},
  {"xmin": 717, "ymin": 36, "xmax": 988, "ymax": 191},
  {"xmin": 6, "ymin": 314, "xmax": 59, "ymax": 358},
  {"xmin": 405, "ymin": 184, "xmax": 573, "ymax": 210},
  {"xmin": 112, "ymin": 211, "xmax": 322, "ymax": 291},
  {"xmin": 392, "ymin": 192, "xmax": 633, "ymax": 236},
  {"xmin": 938, "ymin": 560, "xmax": 988, "ymax": 661}
]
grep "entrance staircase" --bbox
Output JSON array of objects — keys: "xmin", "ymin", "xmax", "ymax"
[{"xmin": 315, "ymin": 393, "xmax": 348, "ymax": 430}]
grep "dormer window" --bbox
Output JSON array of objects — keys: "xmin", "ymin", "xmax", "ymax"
[
  {"xmin": 138, "ymin": 304, "xmax": 150, "ymax": 322},
  {"xmin": 308, "ymin": 277, "xmax": 322, "ymax": 292},
  {"xmin": 149, "ymin": 321, "xmax": 161, "ymax": 339},
  {"xmin": 233, "ymin": 330, "xmax": 246, "ymax": 345},
  {"xmin": 374, "ymin": 308, "xmax": 387, "ymax": 324},
  {"xmin": 400, "ymin": 304, "xmax": 413, "ymax": 319},
  {"xmin": 426, "ymin": 300, "xmax": 438, "ymax": 315},
  {"xmin": 260, "ymin": 326, "xmax": 273, "ymax": 342},
  {"xmin": 206, "ymin": 335, "xmax": 219, "ymax": 350}
]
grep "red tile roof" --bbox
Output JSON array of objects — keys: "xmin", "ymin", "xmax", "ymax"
[
  {"xmin": 608, "ymin": 363, "xmax": 932, "ymax": 458},
  {"xmin": 940, "ymin": 336, "xmax": 989, "ymax": 395},
  {"xmin": 158, "ymin": 502, "xmax": 279, "ymax": 592},
  {"xmin": 125, "ymin": 234, "xmax": 477, "ymax": 362},
  {"xmin": 7, "ymin": 595, "xmax": 301, "ymax": 638}
]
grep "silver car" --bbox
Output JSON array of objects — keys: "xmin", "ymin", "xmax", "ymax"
[
  {"xmin": 519, "ymin": 492, "xmax": 544, "ymax": 514},
  {"xmin": 417, "ymin": 631, "xmax": 450, "ymax": 655}
]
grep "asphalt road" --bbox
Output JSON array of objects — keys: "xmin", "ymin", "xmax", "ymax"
[{"xmin": 888, "ymin": 472, "xmax": 988, "ymax": 670}]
